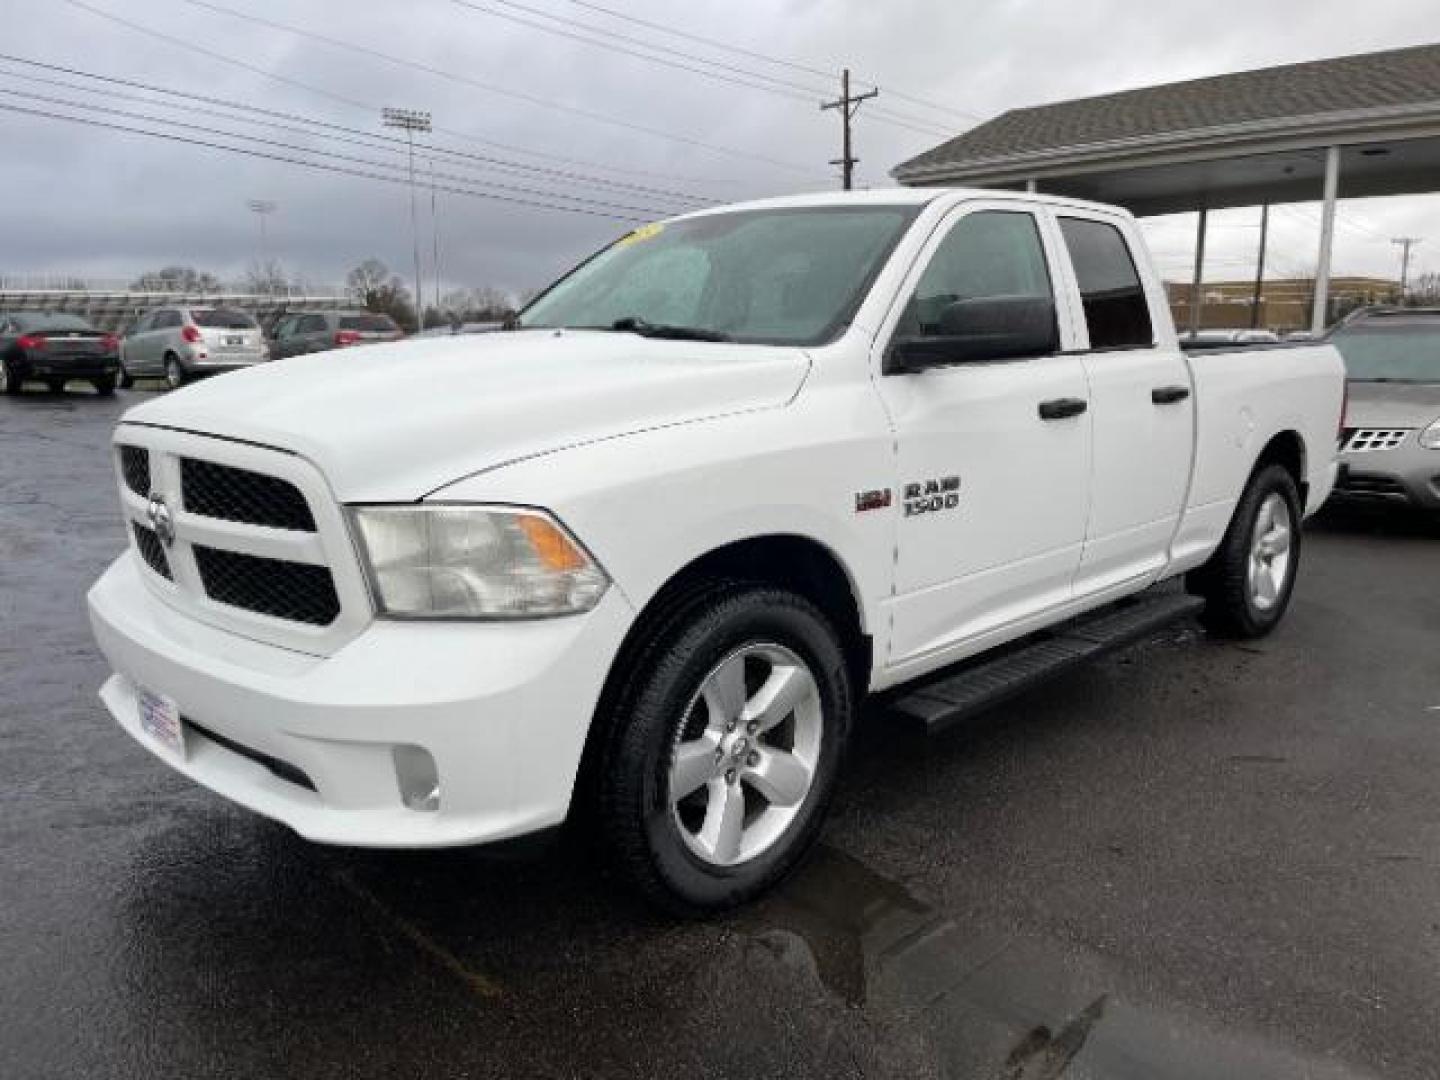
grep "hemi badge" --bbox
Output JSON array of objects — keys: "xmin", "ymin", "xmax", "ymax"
[{"xmin": 854, "ymin": 488, "xmax": 892, "ymax": 513}]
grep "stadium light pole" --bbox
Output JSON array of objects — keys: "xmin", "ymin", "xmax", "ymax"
[
  {"xmin": 382, "ymin": 106, "xmax": 432, "ymax": 330},
  {"xmin": 247, "ymin": 199, "xmax": 277, "ymax": 291}
]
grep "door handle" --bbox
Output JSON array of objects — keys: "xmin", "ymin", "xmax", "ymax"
[
  {"xmin": 1151, "ymin": 385, "xmax": 1191, "ymax": 404},
  {"xmin": 1038, "ymin": 397, "xmax": 1088, "ymax": 420}
]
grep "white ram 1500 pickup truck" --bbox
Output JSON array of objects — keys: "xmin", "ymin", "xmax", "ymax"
[{"xmin": 89, "ymin": 190, "xmax": 1345, "ymax": 911}]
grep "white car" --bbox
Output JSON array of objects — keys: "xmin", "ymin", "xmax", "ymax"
[{"xmin": 88, "ymin": 189, "xmax": 1344, "ymax": 911}]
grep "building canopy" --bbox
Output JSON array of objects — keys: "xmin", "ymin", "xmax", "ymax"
[{"xmin": 892, "ymin": 42, "xmax": 1440, "ymax": 331}]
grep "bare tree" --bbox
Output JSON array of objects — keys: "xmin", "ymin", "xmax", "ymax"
[
  {"xmin": 244, "ymin": 258, "xmax": 290, "ymax": 296},
  {"xmin": 346, "ymin": 258, "xmax": 417, "ymax": 330},
  {"xmin": 130, "ymin": 265, "xmax": 221, "ymax": 293}
]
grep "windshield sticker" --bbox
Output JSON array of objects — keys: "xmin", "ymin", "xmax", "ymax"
[{"xmin": 618, "ymin": 222, "xmax": 665, "ymax": 246}]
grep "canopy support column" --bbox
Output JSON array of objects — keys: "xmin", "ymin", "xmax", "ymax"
[{"xmin": 1311, "ymin": 145, "xmax": 1340, "ymax": 334}]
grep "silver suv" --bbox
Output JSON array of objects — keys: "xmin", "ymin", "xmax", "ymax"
[{"xmin": 120, "ymin": 306, "xmax": 268, "ymax": 389}]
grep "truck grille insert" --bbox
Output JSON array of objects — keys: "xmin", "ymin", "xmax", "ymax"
[
  {"xmin": 132, "ymin": 522, "xmax": 172, "ymax": 580},
  {"xmin": 181, "ymin": 458, "xmax": 316, "ymax": 532},
  {"xmin": 119, "ymin": 445, "xmax": 150, "ymax": 496},
  {"xmin": 193, "ymin": 546, "xmax": 340, "ymax": 626},
  {"xmin": 1342, "ymin": 428, "xmax": 1411, "ymax": 453}
]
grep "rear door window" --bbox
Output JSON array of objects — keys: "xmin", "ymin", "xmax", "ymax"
[{"xmin": 1058, "ymin": 217, "xmax": 1153, "ymax": 349}]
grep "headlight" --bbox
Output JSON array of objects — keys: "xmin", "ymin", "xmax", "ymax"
[
  {"xmin": 1420, "ymin": 418, "xmax": 1440, "ymax": 450},
  {"xmin": 350, "ymin": 505, "xmax": 609, "ymax": 618}
]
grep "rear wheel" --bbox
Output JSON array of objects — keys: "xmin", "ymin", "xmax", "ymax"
[
  {"xmin": 117, "ymin": 358, "xmax": 134, "ymax": 389},
  {"xmin": 1188, "ymin": 463, "xmax": 1302, "ymax": 639},
  {"xmin": 596, "ymin": 583, "xmax": 853, "ymax": 913},
  {"xmin": 0, "ymin": 359, "xmax": 19, "ymax": 395},
  {"xmin": 164, "ymin": 354, "xmax": 185, "ymax": 390},
  {"xmin": 92, "ymin": 375, "xmax": 116, "ymax": 397},
  {"xmin": 45, "ymin": 379, "xmax": 65, "ymax": 394}
]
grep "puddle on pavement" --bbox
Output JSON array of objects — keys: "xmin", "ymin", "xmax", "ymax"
[{"xmin": 744, "ymin": 846, "xmax": 1375, "ymax": 1080}]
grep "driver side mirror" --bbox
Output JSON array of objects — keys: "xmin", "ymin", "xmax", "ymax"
[{"xmin": 886, "ymin": 295, "xmax": 1058, "ymax": 374}]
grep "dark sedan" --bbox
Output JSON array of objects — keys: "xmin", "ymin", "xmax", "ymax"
[{"xmin": 0, "ymin": 311, "xmax": 121, "ymax": 396}]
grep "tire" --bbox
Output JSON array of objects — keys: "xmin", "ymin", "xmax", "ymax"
[
  {"xmin": 46, "ymin": 379, "xmax": 65, "ymax": 394},
  {"xmin": 596, "ymin": 582, "xmax": 854, "ymax": 914},
  {"xmin": 117, "ymin": 359, "xmax": 134, "ymax": 389},
  {"xmin": 0, "ymin": 359, "xmax": 18, "ymax": 395},
  {"xmin": 92, "ymin": 375, "xmax": 116, "ymax": 397},
  {"xmin": 164, "ymin": 354, "xmax": 185, "ymax": 390},
  {"xmin": 1188, "ymin": 463, "xmax": 1302, "ymax": 639}
]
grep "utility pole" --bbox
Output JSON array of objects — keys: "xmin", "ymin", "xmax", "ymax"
[
  {"xmin": 1250, "ymin": 203, "xmax": 1269, "ymax": 330},
  {"xmin": 382, "ymin": 106, "xmax": 432, "ymax": 330},
  {"xmin": 247, "ymin": 199, "xmax": 277, "ymax": 292},
  {"xmin": 1392, "ymin": 236, "xmax": 1422, "ymax": 300},
  {"xmin": 820, "ymin": 69, "xmax": 878, "ymax": 190}
]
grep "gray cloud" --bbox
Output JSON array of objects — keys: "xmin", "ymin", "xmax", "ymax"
[{"xmin": 1, "ymin": 0, "xmax": 1435, "ymax": 296}]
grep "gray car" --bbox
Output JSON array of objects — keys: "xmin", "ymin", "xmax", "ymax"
[
  {"xmin": 120, "ymin": 306, "xmax": 268, "ymax": 390},
  {"xmin": 1331, "ymin": 308, "xmax": 1440, "ymax": 511},
  {"xmin": 268, "ymin": 310, "xmax": 403, "ymax": 359}
]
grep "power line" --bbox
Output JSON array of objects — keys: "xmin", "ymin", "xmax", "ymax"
[
  {"xmin": 134, "ymin": 0, "xmax": 824, "ymax": 176},
  {"xmin": 0, "ymin": 90, "xmax": 665, "ymax": 220},
  {"xmin": 51, "ymin": 0, "xmax": 744, "ymax": 186},
  {"xmin": 0, "ymin": 54, "xmax": 710, "ymax": 207},
  {"xmin": 445, "ymin": 0, "xmax": 955, "ymax": 137},
  {"xmin": 554, "ymin": 0, "xmax": 983, "ymax": 122},
  {"xmin": 0, "ymin": 100, "xmax": 651, "ymax": 223}
]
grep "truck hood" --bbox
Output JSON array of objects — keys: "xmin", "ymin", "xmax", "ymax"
[
  {"xmin": 121, "ymin": 330, "xmax": 810, "ymax": 499},
  {"xmin": 1345, "ymin": 380, "xmax": 1440, "ymax": 429}
]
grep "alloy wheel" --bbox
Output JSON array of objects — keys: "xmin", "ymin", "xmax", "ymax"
[
  {"xmin": 1247, "ymin": 492, "xmax": 1293, "ymax": 612},
  {"xmin": 667, "ymin": 643, "xmax": 823, "ymax": 868}
]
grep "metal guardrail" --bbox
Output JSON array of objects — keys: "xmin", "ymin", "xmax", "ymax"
[{"xmin": 0, "ymin": 288, "xmax": 360, "ymax": 332}]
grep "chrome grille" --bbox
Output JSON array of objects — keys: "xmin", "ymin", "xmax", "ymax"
[
  {"xmin": 118, "ymin": 445, "xmax": 150, "ymax": 496},
  {"xmin": 1342, "ymin": 428, "xmax": 1411, "ymax": 453},
  {"xmin": 181, "ymin": 458, "xmax": 316, "ymax": 531},
  {"xmin": 131, "ymin": 522, "xmax": 171, "ymax": 580},
  {"xmin": 193, "ymin": 546, "xmax": 340, "ymax": 626},
  {"xmin": 112, "ymin": 426, "xmax": 370, "ymax": 655}
]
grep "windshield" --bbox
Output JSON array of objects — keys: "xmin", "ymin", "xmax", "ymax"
[
  {"xmin": 192, "ymin": 308, "xmax": 258, "ymax": 330},
  {"xmin": 339, "ymin": 314, "xmax": 399, "ymax": 332},
  {"xmin": 13, "ymin": 312, "xmax": 96, "ymax": 332},
  {"xmin": 1332, "ymin": 317, "xmax": 1440, "ymax": 382},
  {"xmin": 518, "ymin": 205, "xmax": 921, "ymax": 346}
]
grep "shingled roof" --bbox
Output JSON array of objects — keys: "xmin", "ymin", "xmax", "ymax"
[{"xmin": 894, "ymin": 42, "xmax": 1440, "ymax": 181}]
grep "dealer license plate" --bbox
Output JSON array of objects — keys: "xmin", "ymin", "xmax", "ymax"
[{"xmin": 137, "ymin": 686, "xmax": 186, "ymax": 760}]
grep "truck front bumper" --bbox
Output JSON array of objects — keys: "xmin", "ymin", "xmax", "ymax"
[{"xmin": 88, "ymin": 554, "xmax": 634, "ymax": 847}]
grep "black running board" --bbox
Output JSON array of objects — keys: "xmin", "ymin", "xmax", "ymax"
[{"xmin": 885, "ymin": 589, "xmax": 1204, "ymax": 735}]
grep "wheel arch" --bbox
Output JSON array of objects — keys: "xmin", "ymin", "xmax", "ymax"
[
  {"xmin": 1253, "ymin": 428, "xmax": 1307, "ymax": 504},
  {"xmin": 571, "ymin": 532, "xmax": 871, "ymax": 822}
]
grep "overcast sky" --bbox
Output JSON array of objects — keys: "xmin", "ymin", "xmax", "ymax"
[{"xmin": 1, "ymin": 0, "xmax": 1435, "ymax": 300}]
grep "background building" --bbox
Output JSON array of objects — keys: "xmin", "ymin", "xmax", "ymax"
[{"xmin": 1165, "ymin": 275, "xmax": 1400, "ymax": 332}]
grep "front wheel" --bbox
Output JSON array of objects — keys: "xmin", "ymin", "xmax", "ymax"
[
  {"xmin": 596, "ymin": 584, "xmax": 853, "ymax": 913},
  {"xmin": 1188, "ymin": 463, "xmax": 1302, "ymax": 639}
]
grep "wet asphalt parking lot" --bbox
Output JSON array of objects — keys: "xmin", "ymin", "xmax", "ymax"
[{"xmin": 3, "ymin": 384, "xmax": 1439, "ymax": 1080}]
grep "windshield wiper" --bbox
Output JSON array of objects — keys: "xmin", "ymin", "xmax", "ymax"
[{"xmin": 609, "ymin": 316, "xmax": 731, "ymax": 342}]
